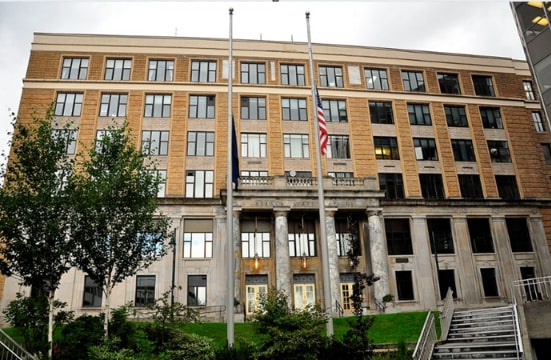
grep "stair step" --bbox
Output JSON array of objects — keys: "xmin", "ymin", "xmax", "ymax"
[
  {"xmin": 449, "ymin": 326, "xmax": 515, "ymax": 334},
  {"xmin": 452, "ymin": 313, "xmax": 513, "ymax": 321},
  {"xmin": 436, "ymin": 341, "xmax": 516, "ymax": 349}
]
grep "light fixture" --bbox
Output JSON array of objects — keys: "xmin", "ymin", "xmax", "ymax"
[
  {"xmin": 301, "ymin": 254, "xmax": 308, "ymax": 269},
  {"xmin": 252, "ymin": 217, "xmax": 260, "ymax": 270},
  {"xmin": 300, "ymin": 215, "xmax": 307, "ymax": 269},
  {"xmin": 254, "ymin": 253, "xmax": 260, "ymax": 270}
]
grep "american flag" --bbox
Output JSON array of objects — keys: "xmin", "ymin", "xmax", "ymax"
[{"xmin": 316, "ymin": 88, "xmax": 328, "ymax": 156}]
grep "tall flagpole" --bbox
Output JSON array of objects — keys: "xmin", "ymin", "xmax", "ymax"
[
  {"xmin": 306, "ymin": 11, "xmax": 333, "ymax": 336},
  {"xmin": 226, "ymin": 7, "xmax": 235, "ymax": 347}
]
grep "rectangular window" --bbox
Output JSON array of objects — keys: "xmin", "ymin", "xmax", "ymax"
[
  {"xmin": 148, "ymin": 169, "xmax": 166, "ymax": 197},
  {"xmin": 542, "ymin": 144, "xmax": 551, "ymax": 164},
  {"xmin": 55, "ymin": 93, "xmax": 83, "ymax": 116},
  {"xmin": 183, "ymin": 219, "xmax": 213, "ymax": 258},
  {"xmin": 458, "ymin": 174, "xmax": 483, "ymax": 199},
  {"xmin": 189, "ymin": 95, "xmax": 215, "ymax": 119},
  {"xmin": 385, "ymin": 219, "xmax": 413, "ymax": 255},
  {"xmin": 241, "ymin": 219, "xmax": 271, "ymax": 258},
  {"xmin": 402, "ymin": 70, "xmax": 425, "ymax": 92},
  {"xmin": 480, "ymin": 268, "xmax": 499, "ymax": 297},
  {"xmin": 532, "ymin": 111, "xmax": 545, "ymax": 132},
  {"xmin": 451, "ymin": 139, "xmax": 476, "ymax": 161},
  {"xmin": 187, "ymin": 131, "xmax": 214, "ymax": 156},
  {"xmin": 185, "ymin": 170, "xmax": 214, "ymax": 198},
  {"xmin": 144, "ymin": 94, "xmax": 172, "ymax": 118},
  {"xmin": 488, "ymin": 140, "xmax": 511, "ymax": 163},
  {"xmin": 408, "ymin": 103, "xmax": 432, "ymax": 125},
  {"xmin": 340, "ymin": 280, "xmax": 354, "ymax": 311},
  {"xmin": 365, "ymin": 68, "xmax": 389, "ymax": 90},
  {"xmin": 427, "ymin": 218, "xmax": 454, "ymax": 254},
  {"xmin": 135, "ymin": 275, "xmax": 155, "ymax": 307},
  {"xmin": 374, "ymin": 137, "xmax": 399, "ymax": 160},
  {"xmin": 294, "ymin": 280, "xmax": 316, "ymax": 310},
  {"xmin": 414, "ymin": 138, "xmax": 438, "ymax": 161},
  {"xmin": 472, "ymin": 75, "xmax": 495, "ymax": 96},
  {"xmin": 241, "ymin": 62, "xmax": 266, "ymax": 84},
  {"xmin": 95, "ymin": 130, "xmax": 116, "ymax": 153},
  {"xmin": 327, "ymin": 135, "xmax": 350, "ymax": 159},
  {"xmin": 283, "ymin": 134, "xmax": 309, "ymax": 158},
  {"xmin": 319, "ymin": 65, "xmax": 344, "ymax": 88},
  {"xmin": 241, "ymin": 97, "xmax": 266, "ymax": 120},
  {"xmin": 187, "ymin": 275, "xmax": 207, "ymax": 306},
  {"xmin": 468, "ymin": 218, "xmax": 494, "ymax": 253},
  {"xmin": 322, "ymin": 99, "xmax": 347, "ymax": 122},
  {"xmin": 507, "ymin": 218, "xmax": 533, "ymax": 252},
  {"xmin": 281, "ymin": 64, "xmax": 305, "ymax": 86},
  {"xmin": 437, "ymin": 73, "xmax": 461, "ymax": 94},
  {"xmin": 288, "ymin": 218, "xmax": 316, "ymax": 257},
  {"xmin": 420, "ymin": 174, "xmax": 445, "ymax": 199},
  {"xmin": 444, "ymin": 105, "xmax": 468, "ymax": 127},
  {"xmin": 61, "ymin": 57, "xmax": 88, "ymax": 80},
  {"xmin": 241, "ymin": 133, "xmax": 267, "ymax": 158},
  {"xmin": 438, "ymin": 269, "xmax": 457, "ymax": 300},
  {"xmin": 105, "ymin": 58, "xmax": 131, "ymax": 81},
  {"xmin": 335, "ymin": 217, "xmax": 360, "ymax": 257},
  {"xmin": 523, "ymin": 80, "xmax": 536, "ymax": 100},
  {"xmin": 329, "ymin": 172, "xmax": 353, "ymax": 178},
  {"xmin": 191, "ymin": 60, "xmax": 217, "ymax": 82},
  {"xmin": 379, "ymin": 173, "xmax": 405, "ymax": 200},
  {"xmin": 246, "ymin": 281, "xmax": 267, "ymax": 315},
  {"xmin": 52, "ymin": 129, "xmax": 77, "ymax": 155},
  {"xmin": 148, "ymin": 59, "xmax": 174, "ymax": 82},
  {"xmin": 282, "ymin": 98, "xmax": 308, "ymax": 121},
  {"xmin": 142, "ymin": 131, "xmax": 169, "ymax": 156},
  {"xmin": 369, "ymin": 101, "xmax": 394, "ymax": 124},
  {"xmin": 396, "ymin": 271, "xmax": 415, "ymax": 300},
  {"xmin": 83, "ymin": 276, "xmax": 102, "ymax": 307},
  {"xmin": 100, "ymin": 93, "xmax": 127, "ymax": 117},
  {"xmin": 495, "ymin": 175, "xmax": 520, "ymax": 200},
  {"xmin": 480, "ymin": 107, "xmax": 503, "ymax": 129}
]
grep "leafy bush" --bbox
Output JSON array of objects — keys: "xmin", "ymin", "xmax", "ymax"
[
  {"xmin": 54, "ymin": 314, "xmax": 104, "ymax": 360},
  {"xmin": 160, "ymin": 331, "xmax": 215, "ymax": 360}
]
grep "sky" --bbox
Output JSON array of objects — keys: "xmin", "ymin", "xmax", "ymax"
[{"xmin": 0, "ymin": 0, "xmax": 526, "ymax": 160}]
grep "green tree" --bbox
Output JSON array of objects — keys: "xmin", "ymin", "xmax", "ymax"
[
  {"xmin": 69, "ymin": 121, "xmax": 171, "ymax": 338},
  {"xmin": 0, "ymin": 106, "xmax": 77, "ymax": 358}
]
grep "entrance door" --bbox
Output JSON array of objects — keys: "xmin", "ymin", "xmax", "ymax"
[{"xmin": 294, "ymin": 283, "xmax": 315, "ymax": 310}]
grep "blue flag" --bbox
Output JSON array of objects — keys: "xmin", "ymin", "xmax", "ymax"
[{"xmin": 232, "ymin": 116, "xmax": 239, "ymax": 190}]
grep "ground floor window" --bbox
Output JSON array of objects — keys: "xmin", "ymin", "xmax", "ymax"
[
  {"xmin": 83, "ymin": 275, "xmax": 102, "ymax": 307},
  {"xmin": 293, "ymin": 274, "xmax": 315, "ymax": 310},
  {"xmin": 187, "ymin": 275, "xmax": 207, "ymax": 306},
  {"xmin": 339, "ymin": 273, "xmax": 356, "ymax": 312},
  {"xmin": 395, "ymin": 270, "xmax": 415, "ymax": 300},
  {"xmin": 480, "ymin": 268, "xmax": 498, "ymax": 297},
  {"xmin": 135, "ymin": 275, "xmax": 156, "ymax": 307},
  {"xmin": 245, "ymin": 274, "xmax": 268, "ymax": 315},
  {"xmin": 438, "ymin": 269, "xmax": 457, "ymax": 300}
]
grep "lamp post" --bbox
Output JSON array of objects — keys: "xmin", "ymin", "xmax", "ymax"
[{"xmin": 170, "ymin": 230, "xmax": 176, "ymax": 321}]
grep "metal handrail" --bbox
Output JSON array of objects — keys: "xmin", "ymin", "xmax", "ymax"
[
  {"xmin": 335, "ymin": 300, "xmax": 344, "ymax": 317},
  {"xmin": 412, "ymin": 311, "xmax": 437, "ymax": 360},
  {"xmin": 511, "ymin": 304, "xmax": 525, "ymax": 360},
  {"xmin": 0, "ymin": 328, "xmax": 38, "ymax": 360},
  {"xmin": 439, "ymin": 287, "xmax": 455, "ymax": 341}
]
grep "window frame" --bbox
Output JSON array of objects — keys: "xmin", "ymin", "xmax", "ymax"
[
  {"xmin": 100, "ymin": 93, "xmax": 128, "ymax": 117},
  {"xmin": 408, "ymin": 103, "xmax": 432, "ymax": 125},
  {"xmin": 458, "ymin": 174, "xmax": 483, "ymax": 199},
  {"xmin": 437, "ymin": 73, "xmax": 461, "ymax": 94},
  {"xmin": 135, "ymin": 275, "xmax": 156, "ymax": 307},
  {"xmin": 241, "ymin": 133, "xmax": 267, "ymax": 158},
  {"xmin": 467, "ymin": 218, "xmax": 495, "ymax": 253},
  {"xmin": 187, "ymin": 131, "xmax": 215, "ymax": 157},
  {"xmin": 55, "ymin": 92, "xmax": 83, "ymax": 117},
  {"xmin": 523, "ymin": 80, "xmax": 536, "ymax": 100},
  {"xmin": 374, "ymin": 137, "xmax": 400, "ymax": 160},
  {"xmin": 395, "ymin": 271, "xmax": 415, "ymax": 300},
  {"xmin": 379, "ymin": 173, "xmax": 405, "ymax": 200},
  {"xmin": 191, "ymin": 60, "xmax": 217, "ymax": 83},
  {"xmin": 427, "ymin": 218, "xmax": 455, "ymax": 254},
  {"xmin": 385, "ymin": 218, "xmax": 413, "ymax": 255},
  {"xmin": 480, "ymin": 107, "xmax": 503, "ymax": 129},
  {"xmin": 282, "ymin": 98, "xmax": 308, "ymax": 121},
  {"xmin": 187, "ymin": 275, "xmax": 207, "ymax": 306},
  {"xmin": 141, "ymin": 130, "xmax": 169, "ymax": 156},
  {"xmin": 148, "ymin": 59, "xmax": 174, "ymax": 82},
  {"xmin": 144, "ymin": 94, "xmax": 172, "ymax": 118},
  {"xmin": 83, "ymin": 275, "xmax": 102, "ymax": 307},
  {"xmin": 402, "ymin": 70, "xmax": 425, "ymax": 92},
  {"xmin": 327, "ymin": 135, "xmax": 351, "ymax": 159},
  {"xmin": 281, "ymin": 64, "xmax": 306, "ymax": 86},
  {"xmin": 319, "ymin": 65, "xmax": 344, "ymax": 88},
  {"xmin": 451, "ymin": 139, "xmax": 476, "ymax": 162},
  {"xmin": 105, "ymin": 58, "xmax": 131, "ymax": 81},
  {"xmin": 364, "ymin": 68, "xmax": 389, "ymax": 90},
  {"xmin": 495, "ymin": 175, "xmax": 520, "ymax": 200},
  {"xmin": 420, "ymin": 174, "xmax": 445, "ymax": 200},
  {"xmin": 472, "ymin": 75, "xmax": 496, "ymax": 97},
  {"xmin": 322, "ymin": 99, "xmax": 348, "ymax": 122},
  {"xmin": 444, "ymin": 105, "xmax": 468, "ymax": 127},
  {"xmin": 506, "ymin": 217, "xmax": 533, "ymax": 252},
  {"xmin": 241, "ymin": 62, "xmax": 266, "ymax": 84},
  {"xmin": 52, "ymin": 129, "xmax": 78, "ymax": 155},
  {"xmin": 241, "ymin": 97, "xmax": 266, "ymax": 120},
  {"xmin": 369, "ymin": 101, "xmax": 394, "ymax": 124},
  {"xmin": 532, "ymin": 111, "xmax": 545, "ymax": 132},
  {"xmin": 189, "ymin": 95, "xmax": 215, "ymax": 119},
  {"xmin": 61, "ymin": 57, "xmax": 89, "ymax": 80},
  {"xmin": 413, "ymin": 138, "xmax": 438, "ymax": 161},
  {"xmin": 488, "ymin": 140, "xmax": 512, "ymax": 163},
  {"xmin": 283, "ymin": 134, "xmax": 309, "ymax": 158},
  {"xmin": 185, "ymin": 170, "xmax": 214, "ymax": 198}
]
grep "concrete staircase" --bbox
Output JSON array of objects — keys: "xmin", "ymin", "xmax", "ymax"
[{"xmin": 432, "ymin": 306, "xmax": 520, "ymax": 360}]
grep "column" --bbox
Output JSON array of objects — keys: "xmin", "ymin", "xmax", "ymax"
[
  {"xmin": 367, "ymin": 208, "xmax": 390, "ymax": 301},
  {"xmin": 232, "ymin": 209, "xmax": 241, "ymax": 307},
  {"xmin": 325, "ymin": 208, "xmax": 341, "ymax": 313},
  {"xmin": 411, "ymin": 215, "xmax": 438, "ymax": 310},
  {"xmin": 452, "ymin": 215, "xmax": 478, "ymax": 304},
  {"xmin": 529, "ymin": 215, "xmax": 551, "ymax": 276},
  {"xmin": 492, "ymin": 215, "xmax": 516, "ymax": 300},
  {"xmin": 274, "ymin": 208, "xmax": 292, "ymax": 297}
]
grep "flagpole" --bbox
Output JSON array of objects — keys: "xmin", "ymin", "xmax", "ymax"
[
  {"xmin": 226, "ymin": 7, "xmax": 235, "ymax": 347},
  {"xmin": 306, "ymin": 11, "xmax": 333, "ymax": 337}
]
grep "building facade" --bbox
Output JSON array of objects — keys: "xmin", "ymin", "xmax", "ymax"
[{"xmin": 2, "ymin": 32, "xmax": 551, "ymax": 320}]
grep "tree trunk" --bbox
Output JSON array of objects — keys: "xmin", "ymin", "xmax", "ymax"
[
  {"xmin": 103, "ymin": 286, "xmax": 112, "ymax": 340},
  {"xmin": 48, "ymin": 289, "xmax": 55, "ymax": 359}
]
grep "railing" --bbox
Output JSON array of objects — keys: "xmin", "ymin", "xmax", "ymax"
[
  {"xmin": 335, "ymin": 300, "xmax": 344, "ymax": 318},
  {"xmin": 0, "ymin": 328, "xmax": 37, "ymax": 360},
  {"xmin": 412, "ymin": 312, "xmax": 437, "ymax": 360},
  {"xmin": 235, "ymin": 175, "xmax": 378, "ymax": 192},
  {"xmin": 511, "ymin": 275, "xmax": 551, "ymax": 304},
  {"xmin": 511, "ymin": 304, "xmax": 525, "ymax": 360},
  {"xmin": 286, "ymin": 176, "xmax": 316, "ymax": 187},
  {"xmin": 439, "ymin": 287, "xmax": 455, "ymax": 341}
]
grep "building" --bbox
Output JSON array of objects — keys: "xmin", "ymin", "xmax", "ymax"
[{"xmin": 2, "ymin": 32, "xmax": 551, "ymax": 320}]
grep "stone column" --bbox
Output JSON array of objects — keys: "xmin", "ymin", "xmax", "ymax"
[
  {"xmin": 529, "ymin": 215, "xmax": 551, "ymax": 276},
  {"xmin": 492, "ymin": 215, "xmax": 516, "ymax": 300},
  {"xmin": 232, "ymin": 209, "xmax": 241, "ymax": 307},
  {"xmin": 452, "ymin": 215, "xmax": 478, "ymax": 304},
  {"xmin": 274, "ymin": 208, "xmax": 292, "ymax": 298},
  {"xmin": 324, "ymin": 208, "xmax": 341, "ymax": 313},
  {"xmin": 411, "ymin": 215, "xmax": 438, "ymax": 310},
  {"xmin": 367, "ymin": 208, "xmax": 389, "ymax": 301}
]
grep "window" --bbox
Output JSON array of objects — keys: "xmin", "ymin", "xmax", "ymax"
[
  {"xmin": 187, "ymin": 275, "xmax": 207, "ymax": 306},
  {"xmin": 100, "ymin": 94, "xmax": 127, "ymax": 117},
  {"xmin": 385, "ymin": 219, "xmax": 412, "ymax": 255},
  {"xmin": 340, "ymin": 275, "xmax": 355, "ymax": 311},
  {"xmin": 241, "ymin": 219, "xmax": 271, "ymax": 258},
  {"xmin": 95, "ymin": 130, "xmax": 116, "ymax": 153},
  {"xmin": 294, "ymin": 275, "xmax": 316, "ymax": 310},
  {"xmin": 365, "ymin": 68, "xmax": 389, "ymax": 90},
  {"xmin": 284, "ymin": 134, "xmax": 309, "ymax": 158},
  {"xmin": 142, "ymin": 131, "xmax": 169, "ymax": 156},
  {"xmin": 241, "ymin": 97, "xmax": 266, "ymax": 120},
  {"xmin": 532, "ymin": 111, "xmax": 545, "ymax": 132},
  {"xmin": 327, "ymin": 135, "xmax": 350, "ymax": 159},
  {"xmin": 183, "ymin": 219, "xmax": 213, "ymax": 258},
  {"xmin": 241, "ymin": 133, "xmax": 267, "ymax": 158},
  {"xmin": 451, "ymin": 139, "xmax": 476, "ymax": 162},
  {"xmin": 472, "ymin": 75, "xmax": 495, "ymax": 96},
  {"xmin": 437, "ymin": 73, "xmax": 461, "ymax": 94},
  {"xmin": 369, "ymin": 101, "xmax": 394, "ymax": 124},
  {"xmin": 480, "ymin": 268, "xmax": 499, "ymax": 297},
  {"xmin": 187, "ymin": 132, "xmax": 215, "ymax": 156},
  {"xmin": 468, "ymin": 218, "xmax": 494, "ymax": 253},
  {"xmin": 322, "ymin": 99, "xmax": 347, "ymax": 122},
  {"xmin": 379, "ymin": 173, "xmax": 405, "ymax": 199},
  {"xmin": 374, "ymin": 137, "xmax": 399, "ymax": 160},
  {"xmin": 335, "ymin": 217, "xmax": 360, "ymax": 257},
  {"xmin": 105, "ymin": 58, "xmax": 131, "ymax": 81},
  {"xmin": 281, "ymin": 64, "xmax": 305, "ymax": 86},
  {"xmin": 144, "ymin": 94, "xmax": 171, "ymax": 118},
  {"xmin": 246, "ymin": 276, "xmax": 268, "ymax": 315},
  {"xmin": 148, "ymin": 169, "xmax": 166, "ymax": 197},
  {"xmin": 438, "ymin": 269, "xmax": 457, "ymax": 300},
  {"xmin": 61, "ymin": 57, "xmax": 88, "ymax": 80},
  {"xmin": 402, "ymin": 70, "xmax": 425, "ymax": 92},
  {"xmin": 52, "ymin": 129, "xmax": 77, "ymax": 155},
  {"xmin": 414, "ymin": 138, "xmax": 438, "ymax": 161},
  {"xmin": 420, "ymin": 174, "xmax": 445, "ymax": 199},
  {"xmin": 282, "ymin": 98, "xmax": 308, "ymax": 121},
  {"xmin": 319, "ymin": 65, "xmax": 344, "ymax": 87},
  {"xmin": 444, "ymin": 105, "xmax": 468, "ymax": 127},
  {"xmin": 55, "ymin": 93, "xmax": 83, "ymax": 116},
  {"xmin": 458, "ymin": 175, "xmax": 483, "ymax": 199},
  {"xmin": 148, "ymin": 59, "xmax": 174, "ymax": 82},
  {"xmin": 288, "ymin": 218, "xmax": 316, "ymax": 257},
  {"xmin": 185, "ymin": 170, "xmax": 214, "ymax": 198},
  {"xmin": 83, "ymin": 276, "xmax": 102, "ymax": 307},
  {"xmin": 542, "ymin": 144, "xmax": 551, "ymax": 165},
  {"xmin": 191, "ymin": 60, "xmax": 216, "ymax": 82},
  {"xmin": 329, "ymin": 172, "xmax": 353, "ymax": 178},
  {"xmin": 408, "ymin": 104, "xmax": 432, "ymax": 125},
  {"xmin": 135, "ymin": 275, "xmax": 155, "ymax": 307},
  {"xmin": 523, "ymin": 80, "xmax": 536, "ymax": 100},
  {"xmin": 488, "ymin": 140, "xmax": 511, "ymax": 163},
  {"xmin": 189, "ymin": 95, "xmax": 215, "ymax": 119},
  {"xmin": 495, "ymin": 175, "xmax": 520, "ymax": 200},
  {"xmin": 395, "ymin": 271, "xmax": 415, "ymax": 300},
  {"xmin": 506, "ymin": 218, "xmax": 533, "ymax": 252},
  {"xmin": 241, "ymin": 62, "xmax": 266, "ymax": 84},
  {"xmin": 427, "ymin": 218, "xmax": 454, "ymax": 254},
  {"xmin": 480, "ymin": 107, "xmax": 503, "ymax": 129}
]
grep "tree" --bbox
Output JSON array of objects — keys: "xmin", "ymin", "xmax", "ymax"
[
  {"xmin": 0, "ymin": 106, "xmax": 77, "ymax": 358},
  {"xmin": 69, "ymin": 121, "xmax": 171, "ymax": 338}
]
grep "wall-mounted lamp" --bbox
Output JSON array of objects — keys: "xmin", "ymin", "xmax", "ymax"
[
  {"xmin": 252, "ymin": 217, "xmax": 260, "ymax": 270},
  {"xmin": 254, "ymin": 253, "xmax": 260, "ymax": 270},
  {"xmin": 301, "ymin": 254, "xmax": 308, "ymax": 269}
]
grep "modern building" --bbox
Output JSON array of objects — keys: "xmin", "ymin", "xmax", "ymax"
[{"xmin": 2, "ymin": 32, "xmax": 551, "ymax": 321}]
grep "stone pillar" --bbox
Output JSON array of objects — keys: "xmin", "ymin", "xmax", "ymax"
[
  {"xmin": 529, "ymin": 215, "xmax": 551, "ymax": 276},
  {"xmin": 324, "ymin": 208, "xmax": 341, "ymax": 313},
  {"xmin": 492, "ymin": 215, "xmax": 516, "ymax": 301},
  {"xmin": 232, "ymin": 209, "xmax": 241, "ymax": 307},
  {"xmin": 452, "ymin": 215, "xmax": 478, "ymax": 304},
  {"xmin": 367, "ymin": 208, "xmax": 389, "ymax": 301},
  {"xmin": 274, "ymin": 208, "xmax": 292, "ymax": 298},
  {"xmin": 411, "ymin": 215, "xmax": 438, "ymax": 310}
]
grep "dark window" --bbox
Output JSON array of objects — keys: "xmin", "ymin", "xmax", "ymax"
[
  {"xmin": 335, "ymin": 217, "xmax": 360, "ymax": 257},
  {"xmin": 282, "ymin": 98, "xmax": 308, "ymax": 121},
  {"xmin": 281, "ymin": 64, "xmax": 305, "ymax": 86},
  {"xmin": 365, "ymin": 68, "xmax": 389, "ymax": 90},
  {"xmin": 369, "ymin": 101, "xmax": 394, "ymax": 124},
  {"xmin": 379, "ymin": 173, "xmax": 405, "ymax": 200},
  {"xmin": 100, "ymin": 93, "xmax": 128, "ymax": 117},
  {"xmin": 385, "ymin": 219, "xmax": 412, "ymax": 255},
  {"xmin": 472, "ymin": 75, "xmax": 495, "ymax": 96},
  {"xmin": 506, "ymin": 218, "xmax": 533, "ymax": 252},
  {"xmin": 523, "ymin": 80, "xmax": 536, "ymax": 100},
  {"xmin": 241, "ymin": 97, "xmax": 266, "ymax": 120},
  {"xmin": 408, "ymin": 103, "xmax": 432, "ymax": 125},
  {"xmin": 61, "ymin": 57, "xmax": 88, "ymax": 80},
  {"xmin": 488, "ymin": 140, "xmax": 511, "ymax": 163},
  {"xmin": 480, "ymin": 268, "xmax": 499, "ymax": 297},
  {"xmin": 55, "ymin": 93, "xmax": 83, "ymax": 116},
  {"xmin": 148, "ymin": 60, "xmax": 174, "ymax": 82},
  {"xmin": 444, "ymin": 105, "xmax": 468, "ymax": 127},
  {"xmin": 495, "ymin": 175, "xmax": 520, "ymax": 200},
  {"xmin": 420, "ymin": 174, "xmax": 445, "ymax": 199},
  {"xmin": 395, "ymin": 271, "xmax": 415, "ymax": 300},
  {"xmin": 135, "ymin": 275, "xmax": 155, "ymax": 307},
  {"xmin": 144, "ymin": 94, "xmax": 171, "ymax": 118},
  {"xmin": 327, "ymin": 135, "xmax": 350, "ymax": 159},
  {"xmin": 414, "ymin": 138, "xmax": 438, "ymax": 161},
  {"xmin": 141, "ymin": 131, "xmax": 169, "ymax": 156},
  {"xmin": 438, "ymin": 269, "xmax": 457, "ymax": 300},
  {"xmin": 52, "ymin": 129, "xmax": 77, "ymax": 155},
  {"xmin": 458, "ymin": 175, "xmax": 483, "ymax": 199},
  {"xmin": 189, "ymin": 95, "xmax": 215, "ymax": 118},
  {"xmin": 467, "ymin": 218, "xmax": 494, "ymax": 253},
  {"xmin": 105, "ymin": 58, "xmax": 131, "ymax": 81},
  {"xmin": 374, "ymin": 137, "xmax": 399, "ymax": 160},
  {"xmin": 83, "ymin": 276, "xmax": 102, "ymax": 307},
  {"xmin": 191, "ymin": 60, "xmax": 216, "ymax": 82},
  {"xmin": 480, "ymin": 107, "xmax": 503, "ymax": 129},
  {"xmin": 437, "ymin": 73, "xmax": 461, "ymax": 94},
  {"xmin": 427, "ymin": 218, "xmax": 454, "ymax": 254},
  {"xmin": 187, "ymin": 275, "xmax": 207, "ymax": 306},
  {"xmin": 187, "ymin": 131, "xmax": 215, "ymax": 156},
  {"xmin": 319, "ymin": 66, "xmax": 344, "ymax": 88},
  {"xmin": 241, "ymin": 62, "xmax": 266, "ymax": 84},
  {"xmin": 322, "ymin": 99, "xmax": 347, "ymax": 122},
  {"xmin": 542, "ymin": 144, "xmax": 551, "ymax": 164},
  {"xmin": 452, "ymin": 139, "xmax": 476, "ymax": 161},
  {"xmin": 402, "ymin": 70, "xmax": 425, "ymax": 92},
  {"xmin": 532, "ymin": 111, "xmax": 545, "ymax": 132}
]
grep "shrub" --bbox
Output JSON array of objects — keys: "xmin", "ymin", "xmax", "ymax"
[
  {"xmin": 54, "ymin": 314, "xmax": 104, "ymax": 360},
  {"xmin": 160, "ymin": 331, "xmax": 215, "ymax": 360}
]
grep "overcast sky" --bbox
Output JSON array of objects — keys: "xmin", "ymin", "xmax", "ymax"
[{"xmin": 0, "ymin": 1, "xmax": 526, "ymax": 160}]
